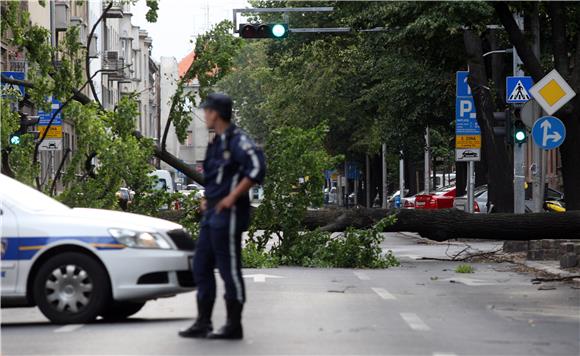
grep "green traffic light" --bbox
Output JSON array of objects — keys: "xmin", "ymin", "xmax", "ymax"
[
  {"xmin": 10, "ymin": 135, "xmax": 20, "ymax": 145},
  {"xmin": 271, "ymin": 24, "xmax": 287, "ymax": 38},
  {"xmin": 514, "ymin": 130, "xmax": 526, "ymax": 143}
]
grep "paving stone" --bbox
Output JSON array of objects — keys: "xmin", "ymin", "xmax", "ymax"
[{"xmin": 560, "ymin": 253, "xmax": 578, "ymax": 269}]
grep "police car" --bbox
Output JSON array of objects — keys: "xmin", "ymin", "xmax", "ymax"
[{"xmin": 1, "ymin": 174, "xmax": 195, "ymax": 324}]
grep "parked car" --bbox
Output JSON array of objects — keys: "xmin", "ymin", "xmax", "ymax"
[
  {"xmin": 414, "ymin": 186, "xmax": 456, "ymax": 209},
  {"xmin": 453, "ymin": 185, "xmax": 489, "ymax": 213},
  {"xmin": 402, "ymin": 191, "xmax": 425, "ymax": 209},
  {"xmin": 454, "ymin": 184, "xmax": 565, "ymax": 213},
  {"xmin": 1, "ymin": 174, "xmax": 195, "ymax": 324}
]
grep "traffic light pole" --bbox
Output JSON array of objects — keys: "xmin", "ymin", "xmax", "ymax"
[
  {"xmin": 512, "ymin": 13, "xmax": 526, "ymax": 214},
  {"xmin": 514, "ymin": 143, "xmax": 526, "ymax": 214}
]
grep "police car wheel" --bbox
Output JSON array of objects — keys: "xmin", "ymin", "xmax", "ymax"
[
  {"xmin": 100, "ymin": 301, "xmax": 146, "ymax": 321},
  {"xmin": 33, "ymin": 252, "xmax": 110, "ymax": 324}
]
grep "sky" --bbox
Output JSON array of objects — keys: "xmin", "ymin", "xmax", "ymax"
[{"xmin": 131, "ymin": 0, "xmax": 249, "ymax": 62}]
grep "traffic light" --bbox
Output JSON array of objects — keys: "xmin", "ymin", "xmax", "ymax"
[
  {"xmin": 492, "ymin": 109, "xmax": 513, "ymax": 145},
  {"xmin": 513, "ymin": 120, "xmax": 527, "ymax": 144},
  {"xmin": 239, "ymin": 23, "xmax": 289, "ymax": 39},
  {"xmin": 10, "ymin": 113, "xmax": 40, "ymax": 145}
]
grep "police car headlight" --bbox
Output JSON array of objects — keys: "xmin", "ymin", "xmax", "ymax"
[{"xmin": 109, "ymin": 228, "xmax": 172, "ymax": 249}]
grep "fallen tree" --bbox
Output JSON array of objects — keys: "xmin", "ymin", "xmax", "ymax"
[{"xmin": 302, "ymin": 208, "xmax": 580, "ymax": 242}]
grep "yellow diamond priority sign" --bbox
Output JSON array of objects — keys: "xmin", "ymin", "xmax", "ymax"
[{"xmin": 529, "ymin": 69, "xmax": 576, "ymax": 115}]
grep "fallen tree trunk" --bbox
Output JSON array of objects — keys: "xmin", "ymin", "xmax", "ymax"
[{"xmin": 303, "ymin": 208, "xmax": 580, "ymax": 242}]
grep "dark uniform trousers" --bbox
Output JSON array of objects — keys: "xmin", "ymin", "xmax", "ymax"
[{"xmin": 193, "ymin": 204, "xmax": 249, "ymax": 304}]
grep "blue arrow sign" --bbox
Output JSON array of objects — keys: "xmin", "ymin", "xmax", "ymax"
[
  {"xmin": 532, "ymin": 116, "xmax": 566, "ymax": 150},
  {"xmin": 506, "ymin": 76, "xmax": 533, "ymax": 104},
  {"xmin": 456, "ymin": 71, "xmax": 472, "ymax": 97}
]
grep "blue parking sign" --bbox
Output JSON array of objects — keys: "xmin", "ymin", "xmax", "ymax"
[
  {"xmin": 455, "ymin": 97, "xmax": 480, "ymax": 135},
  {"xmin": 506, "ymin": 76, "xmax": 533, "ymax": 104}
]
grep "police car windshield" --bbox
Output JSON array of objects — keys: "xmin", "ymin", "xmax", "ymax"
[{"xmin": 0, "ymin": 174, "xmax": 70, "ymax": 212}]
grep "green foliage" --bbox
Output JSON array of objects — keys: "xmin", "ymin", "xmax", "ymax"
[
  {"xmin": 455, "ymin": 264, "xmax": 475, "ymax": 273},
  {"xmin": 145, "ymin": 0, "xmax": 159, "ymax": 23},
  {"xmin": 57, "ymin": 97, "xmax": 157, "ymax": 210},
  {"xmin": 248, "ymin": 125, "xmax": 341, "ymax": 252},
  {"xmin": 278, "ymin": 217, "xmax": 399, "ymax": 268},
  {"xmin": 177, "ymin": 193, "xmax": 203, "ymax": 240},
  {"xmin": 242, "ymin": 242, "xmax": 280, "ymax": 268}
]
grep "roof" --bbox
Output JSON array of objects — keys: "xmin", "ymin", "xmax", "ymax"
[{"xmin": 178, "ymin": 50, "xmax": 195, "ymax": 78}]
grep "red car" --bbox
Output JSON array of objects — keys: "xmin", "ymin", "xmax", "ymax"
[{"xmin": 414, "ymin": 186, "xmax": 456, "ymax": 209}]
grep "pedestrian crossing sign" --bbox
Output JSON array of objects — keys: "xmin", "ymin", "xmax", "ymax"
[{"xmin": 506, "ymin": 76, "xmax": 533, "ymax": 104}]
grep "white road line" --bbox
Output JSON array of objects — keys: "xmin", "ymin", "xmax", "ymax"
[
  {"xmin": 54, "ymin": 324, "xmax": 84, "ymax": 333},
  {"xmin": 400, "ymin": 313, "xmax": 431, "ymax": 331},
  {"xmin": 353, "ymin": 271, "xmax": 370, "ymax": 280},
  {"xmin": 371, "ymin": 287, "xmax": 396, "ymax": 300}
]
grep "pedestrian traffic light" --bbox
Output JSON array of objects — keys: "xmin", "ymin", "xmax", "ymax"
[
  {"xmin": 492, "ymin": 109, "xmax": 513, "ymax": 145},
  {"xmin": 239, "ymin": 23, "xmax": 289, "ymax": 39},
  {"xmin": 513, "ymin": 120, "xmax": 527, "ymax": 144},
  {"xmin": 10, "ymin": 113, "xmax": 40, "ymax": 145}
]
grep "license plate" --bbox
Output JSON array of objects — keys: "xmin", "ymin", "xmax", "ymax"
[{"xmin": 416, "ymin": 202, "xmax": 425, "ymax": 206}]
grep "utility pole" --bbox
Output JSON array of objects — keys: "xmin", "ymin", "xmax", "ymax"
[
  {"xmin": 382, "ymin": 143, "xmax": 388, "ymax": 208},
  {"xmin": 529, "ymin": 4, "xmax": 544, "ymax": 213},
  {"xmin": 365, "ymin": 154, "xmax": 371, "ymax": 208},
  {"xmin": 344, "ymin": 161, "xmax": 349, "ymax": 208},
  {"xmin": 513, "ymin": 13, "xmax": 526, "ymax": 214},
  {"xmin": 424, "ymin": 126, "xmax": 431, "ymax": 193},
  {"xmin": 398, "ymin": 150, "xmax": 405, "ymax": 207}
]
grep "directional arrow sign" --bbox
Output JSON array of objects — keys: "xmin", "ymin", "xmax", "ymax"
[
  {"xmin": 242, "ymin": 274, "xmax": 285, "ymax": 283},
  {"xmin": 532, "ymin": 116, "xmax": 566, "ymax": 150}
]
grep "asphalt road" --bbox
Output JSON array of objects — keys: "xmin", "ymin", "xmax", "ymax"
[{"xmin": 2, "ymin": 233, "xmax": 579, "ymax": 355}]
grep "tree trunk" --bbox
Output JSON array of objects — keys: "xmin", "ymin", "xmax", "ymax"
[
  {"xmin": 301, "ymin": 208, "xmax": 580, "ymax": 242},
  {"xmin": 463, "ymin": 30, "xmax": 514, "ymax": 212}
]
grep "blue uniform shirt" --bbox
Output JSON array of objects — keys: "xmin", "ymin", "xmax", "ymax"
[{"xmin": 203, "ymin": 124, "xmax": 265, "ymax": 206}]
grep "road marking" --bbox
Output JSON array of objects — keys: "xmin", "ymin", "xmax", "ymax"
[
  {"xmin": 400, "ymin": 313, "xmax": 430, "ymax": 331},
  {"xmin": 242, "ymin": 274, "xmax": 284, "ymax": 283},
  {"xmin": 371, "ymin": 287, "xmax": 396, "ymax": 300},
  {"xmin": 433, "ymin": 353, "xmax": 457, "ymax": 356},
  {"xmin": 353, "ymin": 271, "xmax": 370, "ymax": 280},
  {"xmin": 54, "ymin": 324, "xmax": 84, "ymax": 333}
]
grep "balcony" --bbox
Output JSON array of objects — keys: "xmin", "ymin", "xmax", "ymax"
[
  {"xmin": 7, "ymin": 60, "xmax": 27, "ymax": 72},
  {"xmin": 102, "ymin": 1, "xmax": 124, "ymax": 19}
]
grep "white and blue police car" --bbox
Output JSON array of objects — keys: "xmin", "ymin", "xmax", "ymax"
[{"xmin": 1, "ymin": 174, "xmax": 195, "ymax": 324}]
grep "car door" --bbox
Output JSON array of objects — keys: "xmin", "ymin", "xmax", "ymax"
[{"xmin": 1, "ymin": 204, "xmax": 19, "ymax": 294}]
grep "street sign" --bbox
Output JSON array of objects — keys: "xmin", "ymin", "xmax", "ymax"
[
  {"xmin": 455, "ymin": 72, "xmax": 481, "ymax": 163},
  {"xmin": 456, "ymin": 71, "xmax": 472, "ymax": 97},
  {"xmin": 456, "ymin": 135, "xmax": 481, "ymax": 149},
  {"xmin": 39, "ymin": 139, "xmax": 63, "ymax": 151},
  {"xmin": 37, "ymin": 97, "xmax": 62, "ymax": 126},
  {"xmin": 455, "ymin": 148, "xmax": 481, "ymax": 162},
  {"xmin": 529, "ymin": 69, "xmax": 576, "ymax": 115},
  {"xmin": 38, "ymin": 125, "xmax": 62, "ymax": 139},
  {"xmin": 531, "ymin": 116, "xmax": 566, "ymax": 150},
  {"xmin": 506, "ymin": 76, "xmax": 533, "ymax": 104},
  {"xmin": 1, "ymin": 71, "xmax": 25, "ymax": 96},
  {"xmin": 455, "ymin": 97, "xmax": 480, "ymax": 135}
]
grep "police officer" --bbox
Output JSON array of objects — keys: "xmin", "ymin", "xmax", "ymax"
[{"xmin": 179, "ymin": 93, "xmax": 265, "ymax": 340}]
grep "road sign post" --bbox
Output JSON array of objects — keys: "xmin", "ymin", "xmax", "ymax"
[{"xmin": 456, "ymin": 71, "xmax": 481, "ymax": 213}]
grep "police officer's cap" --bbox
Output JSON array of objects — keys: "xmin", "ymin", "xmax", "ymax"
[{"xmin": 200, "ymin": 93, "xmax": 232, "ymax": 121}]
